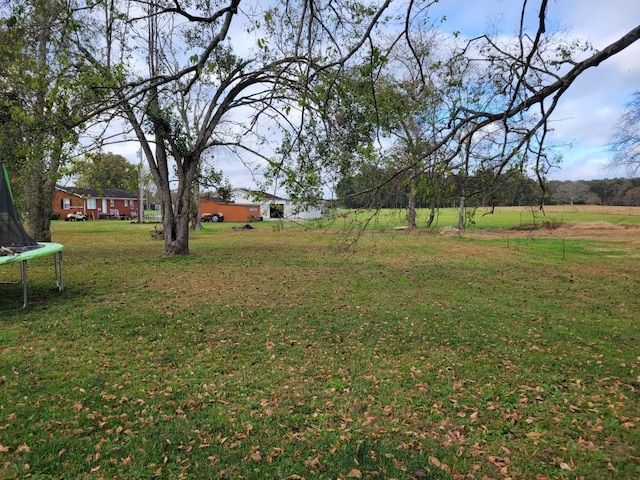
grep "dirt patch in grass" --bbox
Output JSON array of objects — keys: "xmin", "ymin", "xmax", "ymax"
[{"xmin": 469, "ymin": 221, "xmax": 640, "ymax": 244}]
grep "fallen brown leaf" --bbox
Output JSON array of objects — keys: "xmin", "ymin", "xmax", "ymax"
[
  {"xmin": 305, "ymin": 455, "xmax": 320, "ymax": 468},
  {"xmin": 249, "ymin": 451, "xmax": 262, "ymax": 462}
]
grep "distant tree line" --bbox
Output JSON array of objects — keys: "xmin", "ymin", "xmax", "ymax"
[
  {"xmin": 335, "ymin": 169, "xmax": 640, "ymax": 209},
  {"xmin": 548, "ymin": 178, "xmax": 640, "ymax": 206},
  {"xmin": 335, "ymin": 167, "xmax": 544, "ymax": 210}
]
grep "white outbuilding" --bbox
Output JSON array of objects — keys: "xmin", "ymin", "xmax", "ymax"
[{"xmin": 229, "ymin": 188, "xmax": 323, "ymax": 220}]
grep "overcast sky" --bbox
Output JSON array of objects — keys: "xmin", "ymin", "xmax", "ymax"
[{"xmin": 111, "ymin": 0, "xmax": 640, "ymax": 190}]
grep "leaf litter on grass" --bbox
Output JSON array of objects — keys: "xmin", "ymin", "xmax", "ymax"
[{"xmin": 1, "ymin": 224, "xmax": 638, "ymax": 479}]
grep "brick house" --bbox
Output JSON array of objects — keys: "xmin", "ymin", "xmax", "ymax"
[{"xmin": 53, "ymin": 186, "xmax": 139, "ymax": 220}]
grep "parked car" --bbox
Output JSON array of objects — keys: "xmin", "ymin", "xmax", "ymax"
[
  {"xmin": 65, "ymin": 211, "xmax": 88, "ymax": 221},
  {"xmin": 200, "ymin": 212, "xmax": 224, "ymax": 222}
]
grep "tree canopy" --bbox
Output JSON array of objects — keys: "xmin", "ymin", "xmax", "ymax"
[
  {"xmin": 0, "ymin": 0, "xmax": 113, "ymax": 240},
  {"xmin": 609, "ymin": 90, "xmax": 640, "ymax": 175},
  {"xmin": 70, "ymin": 152, "xmax": 139, "ymax": 194}
]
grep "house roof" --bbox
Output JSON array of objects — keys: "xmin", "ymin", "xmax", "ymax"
[
  {"xmin": 201, "ymin": 194, "xmax": 227, "ymax": 203},
  {"xmin": 56, "ymin": 186, "xmax": 137, "ymax": 199},
  {"xmin": 201, "ymin": 194, "xmax": 259, "ymax": 207},
  {"xmin": 233, "ymin": 188, "xmax": 286, "ymax": 201}
]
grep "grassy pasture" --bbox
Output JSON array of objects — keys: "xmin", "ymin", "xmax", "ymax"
[
  {"xmin": 1, "ymin": 207, "xmax": 639, "ymax": 479},
  {"xmin": 320, "ymin": 205, "xmax": 640, "ymax": 231}
]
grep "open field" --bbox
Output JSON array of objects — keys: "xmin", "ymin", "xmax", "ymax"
[{"xmin": 1, "ymin": 206, "xmax": 639, "ymax": 479}]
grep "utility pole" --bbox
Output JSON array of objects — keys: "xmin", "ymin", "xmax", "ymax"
[{"xmin": 137, "ymin": 149, "xmax": 144, "ymax": 224}]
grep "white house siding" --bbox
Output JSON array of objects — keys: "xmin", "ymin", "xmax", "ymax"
[{"xmin": 283, "ymin": 203, "xmax": 322, "ymax": 220}]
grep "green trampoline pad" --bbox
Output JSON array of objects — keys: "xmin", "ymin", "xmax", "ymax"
[{"xmin": 0, "ymin": 242, "xmax": 63, "ymax": 265}]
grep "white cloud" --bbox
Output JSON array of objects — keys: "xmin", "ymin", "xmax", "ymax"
[{"xmin": 546, "ymin": 1, "xmax": 640, "ymax": 179}]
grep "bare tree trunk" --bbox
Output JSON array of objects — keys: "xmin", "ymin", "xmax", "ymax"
[
  {"xmin": 23, "ymin": 3, "xmax": 57, "ymax": 242},
  {"xmin": 457, "ymin": 136, "xmax": 470, "ymax": 231},
  {"xmin": 24, "ymin": 154, "xmax": 58, "ymax": 242},
  {"xmin": 158, "ymin": 151, "xmax": 200, "ymax": 255},
  {"xmin": 426, "ymin": 197, "xmax": 437, "ymax": 227},
  {"xmin": 457, "ymin": 193, "xmax": 465, "ymax": 230},
  {"xmin": 166, "ymin": 187, "xmax": 192, "ymax": 255},
  {"xmin": 407, "ymin": 168, "xmax": 417, "ymax": 228},
  {"xmin": 156, "ymin": 169, "xmax": 192, "ymax": 256},
  {"xmin": 192, "ymin": 182, "xmax": 201, "ymax": 231}
]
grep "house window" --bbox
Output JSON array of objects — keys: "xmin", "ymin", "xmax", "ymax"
[
  {"xmin": 62, "ymin": 198, "xmax": 71, "ymax": 210},
  {"xmin": 86, "ymin": 198, "xmax": 96, "ymax": 209},
  {"xmin": 110, "ymin": 199, "xmax": 115, "ymax": 207},
  {"xmin": 124, "ymin": 199, "xmax": 128, "ymax": 207}
]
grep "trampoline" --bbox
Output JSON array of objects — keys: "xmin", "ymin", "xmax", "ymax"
[
  {"xmin": 1, "ymin": 162, "xmax": 64, "ymax": 309},
  {"xmin": 0, "ymin": 243, "xmax": 64, "ymax": 309}
]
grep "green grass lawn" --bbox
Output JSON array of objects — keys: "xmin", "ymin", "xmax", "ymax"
[
  {"xmin": 1, "ymin": 210, "xmax": 638, "ymax": 479},
  {"xmin": 319, "ymin": 205, "xmax": 640, "ymax": 231}
]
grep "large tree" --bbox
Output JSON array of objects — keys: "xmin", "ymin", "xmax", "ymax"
[
  {"xmin": 70, "ymin": 0, "xmax": 397, "ymax": 255},
  {"xmin": 72, "ymin": 152, "xmax": 138, "ymax": 193},
  {"xmin": 1, "ymin": 0, "xmax": 111, "ymax": 241},
  {"xmin": 609, "ymin": 90, "xmax": 640, "ymax": 174}
]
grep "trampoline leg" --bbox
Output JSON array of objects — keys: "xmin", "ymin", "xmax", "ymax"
[
  {"xmin": 54, "ymin": 251, "xmax": 64, "ymax": 292},
  {"xmin": 20, "ymin": 260, "xmax": 27, "ymax": 309}
]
